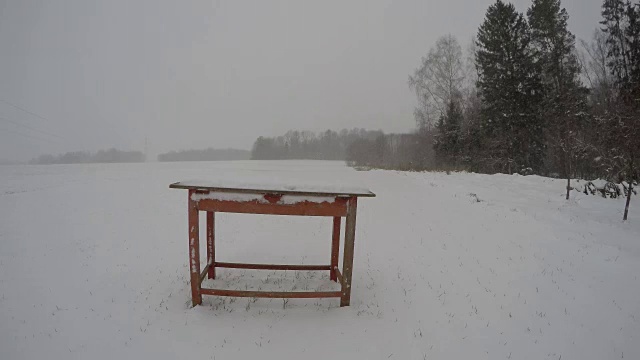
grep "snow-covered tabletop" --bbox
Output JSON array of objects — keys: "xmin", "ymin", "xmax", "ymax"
[{"xmin": 170, "ymin": 178, "xmax": 376, "ymax": 197}]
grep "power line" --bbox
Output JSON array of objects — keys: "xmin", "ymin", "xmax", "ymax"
[
  {"xmin": 0, "ymin": 126, "xmax": 60, "ymax": 143},
  {"xmin": 0, "ymin": 115, "xmax": 65, "ymax": 140},
  {"xmin": 0, "ymin": 98, "xmax": 51, "ymax": 123}
]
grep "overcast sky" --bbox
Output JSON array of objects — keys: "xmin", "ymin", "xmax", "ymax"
[{"xmin": 0, "ymin": 0, "xmax": 602, "ymax": 161}]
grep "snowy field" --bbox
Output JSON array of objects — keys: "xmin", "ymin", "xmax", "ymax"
[{"xmin": 1, "ymin": 160, "xmax": 639, "ymax": 359}]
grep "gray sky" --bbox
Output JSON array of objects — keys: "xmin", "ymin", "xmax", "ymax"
[{"xmin": 0, "ymin": 0, "xmax": 602, "ymax": 162}]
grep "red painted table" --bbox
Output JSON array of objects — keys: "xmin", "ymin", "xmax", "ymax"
[{"xmin": 170, "ymin": 180, "xmax": 375, "ymax": 307}]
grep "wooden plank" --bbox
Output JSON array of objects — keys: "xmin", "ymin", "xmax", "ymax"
[
  {"xmin": 188, "ymin": 190, "xmax": 202, "ymax": 306},
  {"xmin": 200, "ymin": 263, "xmax": 211, "ymax": 284},
  {"xmin": 206, "ymin": 212, "xmax": 215, "ymax": 279},
  {"xmin": 215, "ymin": 262, "xmax": 331, "ymax": 271},
  {"xmin": 334, "ymin": 268, "xmax": 343, "ymax": 285},
  {"xmin": 200, "ymin": 288, "xmax": 342, "ymax": 299},
  {"xmin": 330, "ymin": 216, "xmax": 341, "ymax": 281},
  {"xmin": 170, "ymin": 182, "xmax": 376, "ymax": 198},
  {"xmin": 196, "ymin": 198, "xmax": 348, "ymax": 217},
  {"xmin": 341, "ymin": 197, "xmax": 357, "ymax": 307}
]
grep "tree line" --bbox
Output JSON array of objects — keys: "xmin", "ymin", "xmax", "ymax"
[
  {"xmin": 157, "ymin": 148, "xmax": 250, "ymax": 162},
  {"xmin": 251, "ymin": 129, "xmax": 384, "ymax": 160},
  {"xmin": 348, "ymin": 0, "xmax": 639, "ymax": 220},
  {"xmin": 249, "ymin": 0, "xmax": 637, "ymax": 219},
  {"xmin": 250, "ymin": 129, "xmax": 430, "ymax": 170},
  {"xmin": 30, "ymin": 148, "xmax": 145, "ymax": 164}
]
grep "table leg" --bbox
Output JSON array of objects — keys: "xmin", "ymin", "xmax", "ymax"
[
  {"xmin": 207, "ymin": 211, "xmax": 215, "ymax": 279},
  {"xmin": 330, "ymin": 216, "xmax": 341, "ymax": 282},
  {"xmin": 341, "ymin": 197, "xmax": 357, "ymax": 307},
  {"xmin": 188, "ymin": 190, "xmax": 202, "ymax": 306}
]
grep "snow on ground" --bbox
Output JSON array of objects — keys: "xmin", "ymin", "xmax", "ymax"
[{"xmin": 0, "ymin": 161, "xmax": 638, "ymax": 359}]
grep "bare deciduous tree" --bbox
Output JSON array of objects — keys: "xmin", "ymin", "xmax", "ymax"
[
  {"xmin": 409, "ymin": 35, "xmax": 466, "ymax": 129},
  {"xmin": 579, "ymin": 29, "xmax": 615, "ymax": 103}
]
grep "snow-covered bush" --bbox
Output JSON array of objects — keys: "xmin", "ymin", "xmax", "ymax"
[{"xmin": 576, "ymin": 179, "xmax": 636, "ymax": 199}]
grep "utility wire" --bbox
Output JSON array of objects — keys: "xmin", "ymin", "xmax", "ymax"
[
  {"xmin": 0, "ymin": 115, "xmax": 65, "ymax": 140},
  {"xmin": 0, "ymin": 98, "xmax": 51, "ymax": 124},
  {"xmin": 0, "ymin": 126, "xmax": 60, "ymax": 143}
]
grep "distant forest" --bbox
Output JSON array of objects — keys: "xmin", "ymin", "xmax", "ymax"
[
  {"xmin": 250, "ymin": 129, "xmax": 431, "ymax": 169},
  {"xmin": 157, "ymin": 148, "xmax": 250, "ymax": 162},
  {"xmin": 251, "ymin": 129, "xmax": 385, "ymax": 161},
  {"xmin": 30, "ymin": 148, "xmax": 145, "ymax": 165}
]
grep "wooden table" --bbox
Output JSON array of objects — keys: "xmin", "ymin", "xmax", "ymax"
[{"xmin": 170, "ymin": 180, "xmax": 375, "ymax": 307}]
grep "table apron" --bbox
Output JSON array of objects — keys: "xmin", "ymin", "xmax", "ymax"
[{"xmin": 195, "ymin": 198, "xmax": 348, "ymax": 217}]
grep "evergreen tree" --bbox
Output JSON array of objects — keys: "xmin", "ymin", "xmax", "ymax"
[
  {"xmin": 601, "ymin": 0, "xmax": 640, "ymax": 100},
  {"xmin": 600, "ymin": 0, "xmax": 640, "ymax": 220},
  {"xmin": 623, "ymin": 2, "xmax": 640, "ymax": 101},
  {"xmin": 476, "ymin": 0, "xmax": 544, "ymax": 174},
  {"xmin": 601, "ymin": 1, "xmax": 632, "ymax": 93},
  {"xmin": 527, "ymin": 0, "xmax": 587, "ymax": 199},
  {"xmin": 434, "ymin": 99, "xmax": 463, "ymax": 165}
]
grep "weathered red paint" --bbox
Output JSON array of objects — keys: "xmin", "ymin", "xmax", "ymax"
[
  {"xmin": 200, "ymin": 288, "xmax": 342, "ymax": 299},
  {"xmin": 215, "ymin": 262, "xmax": 331, "ymax": 271},
  {"xmin": 341, "ymin": 197, "xmax": 357, "ymax": 307},
  {"xmin": 206, "ymin": 211, "xmax": 215, "ymax": 279},
  {"xmin": 172, "ymin": 183, "xmax": 372, "ymax": 307},
  {"xmin": 196, "ymin": 197, "xmax": 347, "ymax": 217},
  {"xmin": 188, "ymin": 190, "xmax": 202, "ymax": 306},
  {"xmin": 330, "ymin": 216, "xmax": 341, "ymax": 282}
]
